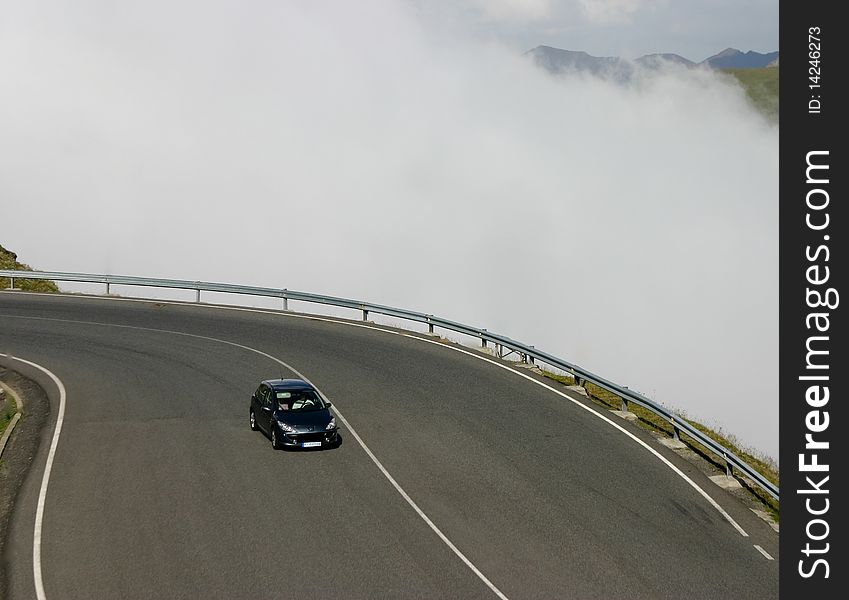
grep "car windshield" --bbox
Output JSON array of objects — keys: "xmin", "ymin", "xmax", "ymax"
[{"xmin": 276, "ymin": 389, "xmax": 325, "ymax": 411}]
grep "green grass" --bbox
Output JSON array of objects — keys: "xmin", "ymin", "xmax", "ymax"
[
  {"xmin": 0, "ymin": 243, "xmax": 60, "ymax": 293},
  {"xmin": 0, "ymin": 397, "xmax": 18, "ymax": 439},
  {"xmin": 538, "ymin": 369, "xmax": 780, "ymax": 519},
  {"xmin": 723, "ymin": 66, "xmax": 779, "ymax": 123}
]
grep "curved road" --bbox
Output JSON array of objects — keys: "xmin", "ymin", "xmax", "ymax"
[{"xmin": 0, "ymin": 293, "xmax": 778, "ymax": 599}]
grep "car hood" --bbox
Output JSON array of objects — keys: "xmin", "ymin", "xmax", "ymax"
[{"xmin": 273, "ymin": 408, "xmax": 333, "ymax": 429}]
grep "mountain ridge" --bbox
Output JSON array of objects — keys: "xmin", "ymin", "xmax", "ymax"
[
  {"xmin": 525, "ymin": 45, "xmax": 779, "ymax": 122},
  {"xmin": 527, "ymin": 45, "xmax": 779, "ymax": 78},
  {"xmin": 702, "ymin": 47, "xmax": 779, "ymax": 69}
]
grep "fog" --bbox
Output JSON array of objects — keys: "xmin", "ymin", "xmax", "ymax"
[{"xmin": 0, "ymin": 1, "xmax": 778, "ymax": 460}]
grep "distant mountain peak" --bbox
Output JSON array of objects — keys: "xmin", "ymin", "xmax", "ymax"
[
  {"xmin": 701, "ymin": 48, "xmax": 779, "ymax": 69},
  {"xmin": 526, "ymin": 46, "xmax": 614, "ymax": 61},
  {"xmin": 635, "ymin": 53, "xmax": 696, "ymax": 68},
  {"xmin": 714, "ymin": 47, "xmax": 742, "ymax": 58},
  {"xmin": 525, "ymin": 46, "xmax": 635, "ymax": 83}
]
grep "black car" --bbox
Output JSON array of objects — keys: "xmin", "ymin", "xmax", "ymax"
[{"xmin": 250, "ymin": 379, "xmax": 338, "ymax": 449}]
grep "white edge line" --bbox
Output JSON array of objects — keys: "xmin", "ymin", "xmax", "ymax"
[
  {"xmin": 0, "ymin": 353, "xmax": 67, "ymax": 600},
  {"xmin": 3, "ymin": 293, "xmax": 751, "ymax": 538},
  {"xmin": 753, "ymin": 545, "xmax": 774, "ymax": 561},
  {"xmin": 380, "ymin": 335, "xmax": 751, "ymax": 538}
]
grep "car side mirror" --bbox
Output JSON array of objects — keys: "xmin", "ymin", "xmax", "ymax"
[{"xmin": 325, "ymin": 402, "xmax": 332, "ymax": 407}]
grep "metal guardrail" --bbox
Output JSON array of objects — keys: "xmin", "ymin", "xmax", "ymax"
[{"xmin": 1, "ymin": 269, "xmax": 779, "ymax": 500}]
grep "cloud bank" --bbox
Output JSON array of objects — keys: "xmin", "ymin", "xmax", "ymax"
[
  {"xmin": 0, "ymin": 0, "xmax": 778, "ymax": 459},
  {"xmin": 577, "ymin": 0, "xmax": 651, "ymax": 25}
]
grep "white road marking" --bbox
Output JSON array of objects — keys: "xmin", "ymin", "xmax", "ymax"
[
  {"xmin": 0, "ymin": 354, "xmax": 67, "ymax": 600},
  {"xmin": 754, "ymin": 545, "xmax": 774, "ymax": 560},
  {"xmin": 4, "ymin": 297, "xmax": 753, "ymax": 536},
  {"xmin": 4, "ymin": 294, "xmax": 753, "ymax": 547}
]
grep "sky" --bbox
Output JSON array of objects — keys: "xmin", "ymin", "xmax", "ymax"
[
  {"xmin": 0, "ymin": 1, "xmax": 779, "ymax": 459},
  {"xmin": 413, "ymin": 0, "xmax": 778, "ymax": 60}
]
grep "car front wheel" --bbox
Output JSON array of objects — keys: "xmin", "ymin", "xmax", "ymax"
[
  {"xmin": 250, "ymin": 409, "xmax": 257, "ymax": 431},
  {"xmin": 271, "ymin": 425, "xmax": 282, "ymax": 450}
]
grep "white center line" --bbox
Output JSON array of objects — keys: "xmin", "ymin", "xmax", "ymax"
[{"xmin": 187, "ymin": 336, "xmax": 512, "ymax": 600}]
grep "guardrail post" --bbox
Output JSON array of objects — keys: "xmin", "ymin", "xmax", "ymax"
[
  {"xmin": 426, "ymin": 316, "xmax": 434, "ymax": 334},
  {"xmin": 528, "ymin": 345, "xmax": 535, "ymax": 365},
  {"xmin": 619, "ymin": 385, "xmax": 630, "ymax": 411},
  {"xmin": 282, "ymin": 295, "xmax": 289, "ymax": 311},
  {"xmin": 481, "ymin": 329, "xmax": 487, "ymax": 348},
  {"xmin": 9, "ymin": 276, "xmax": 14, "ymax": 289},
  {"xmin": 362, "ymin": 309, "xmax": 368, "ymax": 321},
  {"xmin": 196, "ymin": 288, "xmax": 201, "ymax": 303},
  {"xmin": 724, "ymin": 454, "xmax": 733, "ymax": 477},
  {"xmin": 106, "ymin": 282, "xmax": 111, "ymax": 295},
  {"xmin": 670, "ymin": 417, "xmax": 681, "ymax": 441},
  {"xmin": 495, "ymin": 343, "xmax": 503, "ymax": 358}
]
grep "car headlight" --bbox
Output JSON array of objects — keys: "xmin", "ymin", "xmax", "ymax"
[
  {"xmin": 326, "ymin": 417, "xmax": 336, "ymax": 430},
  {"xmin": 277, "ymin": 421, "xmax": 296, "ymax": 432}
]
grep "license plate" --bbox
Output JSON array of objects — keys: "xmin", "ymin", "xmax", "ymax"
[{"xmin": 302, "ymin": 441, "xmax": 322, "ymax": 448}]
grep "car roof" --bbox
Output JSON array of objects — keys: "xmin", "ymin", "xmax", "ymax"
[{"xmin": 264, "ymin": 378, "xmax": 314, "ymax": 391}]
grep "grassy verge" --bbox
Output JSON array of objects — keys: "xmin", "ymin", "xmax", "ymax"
[
  {"xmin": 0, "ymin": 244, "xmax": 60, "ymax": 293},
  {"xmin": 0, "ymin": 393, "xmax": 18, "ymax": 439},
  {"xmin": 538, "ymin": 369, "xmax": 780, "ymax": 519},
  {"xmin": 722, "ymin": 66, "xmax": 779, "ymax": 123}
]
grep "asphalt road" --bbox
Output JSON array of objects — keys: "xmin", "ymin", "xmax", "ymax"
[{"xmin": 0, "ymin": 292, "xmax": 778, "ymax": 599}]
